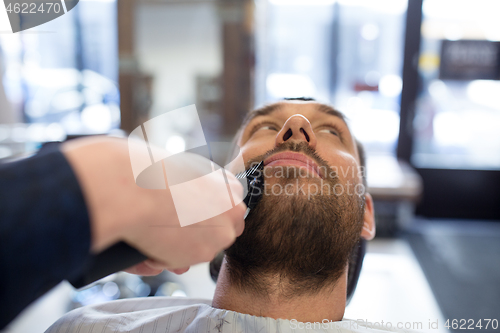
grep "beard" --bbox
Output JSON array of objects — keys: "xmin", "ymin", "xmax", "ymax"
[{"xmin": 224, "ymin": 142, "xmax": 365, "ymax": 298}]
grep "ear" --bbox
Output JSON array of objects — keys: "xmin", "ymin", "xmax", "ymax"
[{"xmin": 361, "ymin": 193, "xmax": 376, "ymax": 240}]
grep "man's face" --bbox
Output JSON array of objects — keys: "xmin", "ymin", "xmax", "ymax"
[
  {"xmin": 237, "ymin": 101, "xmax": 363, "ymax": 191},
  {"xmin": 224, "ymin": 101, "xmax": 368, "ymax": 298}
]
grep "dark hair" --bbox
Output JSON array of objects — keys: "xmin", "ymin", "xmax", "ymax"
[{"xmin": 283, "ymin": 97, "xmax": 317, "ymax": 101}]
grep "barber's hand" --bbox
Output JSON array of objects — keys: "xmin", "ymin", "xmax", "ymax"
[
  {"xmin": 124, "ymin": 260, "xmax": 189, "ymax": 276},
  {"xmin": 62, "ymin": 137, "xmax": 245, "ymax": 274}
]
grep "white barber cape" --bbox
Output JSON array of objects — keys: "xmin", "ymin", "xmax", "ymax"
[{"xmin": 46, "ymin": 297, "xmax": 410, "ymax": 333}]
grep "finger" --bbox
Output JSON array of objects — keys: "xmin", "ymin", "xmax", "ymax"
[
  {"xmin": 233, "ymin": 202, "xmax": 246, "ymax": 237},
  {"xmin": 227, "ymin": 173, "xmax": 244, "ymax": 205},
  {"xmin": 124, "ymin": 262, "xmax": 164, "ymax": 276},
  {"xmin": 167, "ymin": 267, "xmax": 190, "ymax": 275},
  {"xmin": 143, "ymin": 258, "xmax": 169, "ymax": 270}
]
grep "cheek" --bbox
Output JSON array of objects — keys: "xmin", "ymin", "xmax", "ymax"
[
  {"xmin": 324, "ymin": 151, "xmax": 363, "ymax": 184},
  {"xmin": 240, "ymin": 142, "xmax": 274, "ymax": 166}
]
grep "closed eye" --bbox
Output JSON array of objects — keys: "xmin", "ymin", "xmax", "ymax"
[
  {"xmin": 260, "ymin": 125, "xmax": 279, "ymax": 131},
  {"xmin": 318, "ymin": 128, "xmax": 339, "ymax": 136},
  {"xmin": 317, "ymin": 125, "xmax": 342, "ymax": 137},
  {"xmin": 249, "ymin": 121, "xmax": 280, "ymax": 137}
]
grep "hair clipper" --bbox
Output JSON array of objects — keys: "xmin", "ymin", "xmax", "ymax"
[{"xmin": 236, "ymin": 161, "xmax": 265, "ymax": 218}]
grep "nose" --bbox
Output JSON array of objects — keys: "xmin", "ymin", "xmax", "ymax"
[{"xmin": 275, "ymin": 114, "xmax": 317, "ymax": 149}]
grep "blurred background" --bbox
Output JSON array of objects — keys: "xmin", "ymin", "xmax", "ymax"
[{"xmin": 0, "ymin": 0, "xmax": 499, "ymax": 332}]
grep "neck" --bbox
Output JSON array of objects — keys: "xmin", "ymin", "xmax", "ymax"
[{"xmin": 212, "ymin": 260, "xmax": 347, "ymax": 323}]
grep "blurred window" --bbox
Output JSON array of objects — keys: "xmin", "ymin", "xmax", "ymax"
[
  {"xmin": 255, "ymin": 0, "xmax": 408, "ymax": 155},
  {"xmin": 411, "ymin": 0, "xmax": 500, "ymax": 170},
  {"xmin": 0, "ymin": 0, "xmax": 119, "ymax": 138}
]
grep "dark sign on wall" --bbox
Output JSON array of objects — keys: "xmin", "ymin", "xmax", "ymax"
[{"xmin": 439, "ymin": 40, "xmax": 500, "ymax": 80}]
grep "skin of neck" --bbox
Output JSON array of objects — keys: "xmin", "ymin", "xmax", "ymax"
[{"xmin": 212, "ymin": 259, "xmax": 348, "ymax": 323}]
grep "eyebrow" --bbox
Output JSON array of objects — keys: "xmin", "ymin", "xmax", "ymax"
[
  {"xmin": 241, "ymin": 103, "xmax": 282, "ymax": 127},
  {"xmin": 316, "ymin": 104, "xmax": 348, "ymax": 124}
]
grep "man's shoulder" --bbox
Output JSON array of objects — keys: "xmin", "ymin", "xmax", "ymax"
[
  {"xmin": 45, "ymin": 297, "xmax": 213, "ymax": 333},
  {"xmin": 45, "ymin": 297, "xmax": 422, "ymax": 333}
]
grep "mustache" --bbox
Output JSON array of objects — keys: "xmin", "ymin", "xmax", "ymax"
[{"xmin": 245, "ymin": 142, "xmax": 337, "ymax": 180}]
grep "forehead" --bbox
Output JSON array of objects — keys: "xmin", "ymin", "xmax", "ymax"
[{"xmin": 242, "ymin": 101, "xmax": 348, "ymax": 128}]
